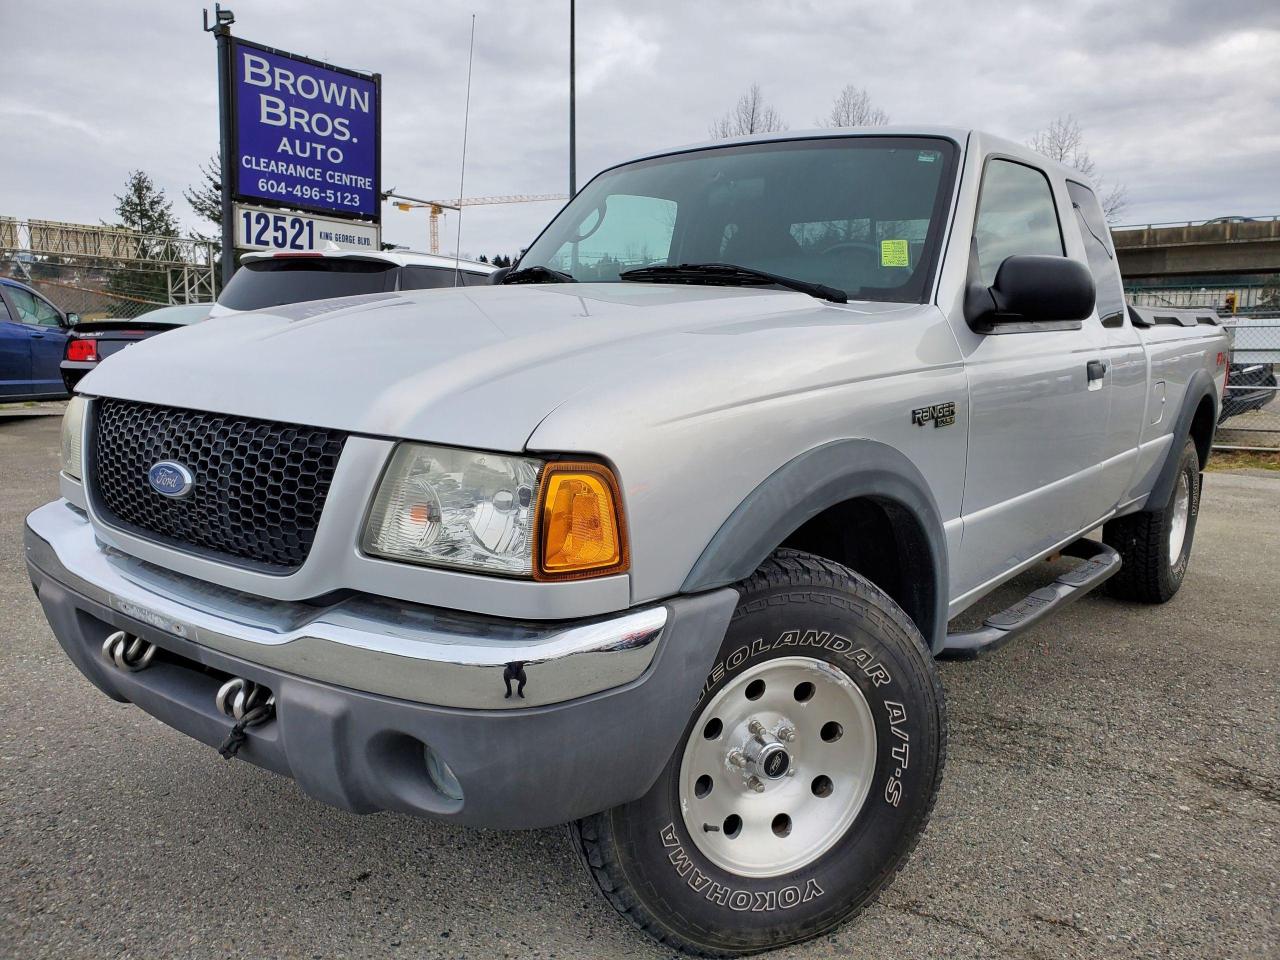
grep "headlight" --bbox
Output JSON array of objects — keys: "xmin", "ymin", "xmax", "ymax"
[
  {"xmin": 60, "ymin": 396, "xmax": 86, "ymax": 480},
  {"xmin": 363, "ymin": 444, "xmax": 629, "ymax": 580},
  {"xmin": 363, "ymin": 444, "xmax": 542, "ymax": 576}
]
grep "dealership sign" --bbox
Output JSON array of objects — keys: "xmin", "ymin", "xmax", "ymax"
[
  {"xmin": 234, "ymin": 203, "xmax": 380, "ymax": 253},
  {"xmin": 230, "ymin": 38, "xmax": 380, "ymax": 221}
]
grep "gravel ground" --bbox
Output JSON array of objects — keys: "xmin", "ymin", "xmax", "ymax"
[{"xmin": 2, "ymin": 414, "xmax": 1276, "ymax": 959}]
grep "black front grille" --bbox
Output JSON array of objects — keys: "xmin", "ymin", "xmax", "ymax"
[{"xmin": 92, "ymin": 399, "xmax": 347, "ymax": 571}]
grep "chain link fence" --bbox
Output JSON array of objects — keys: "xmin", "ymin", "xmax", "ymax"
[
  {"xmin": 0, "ymin": 265, "xmax": 168, "ymax": 320},
  {"xmin": 1218, "ymin": 316, "xmax": 1280, "ymax": 451},
  {"xmin": 1, "ymin": 217, "xmax": 218, "ymax": 321}
]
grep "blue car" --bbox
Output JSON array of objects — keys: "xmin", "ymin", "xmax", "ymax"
[{"xmin": 0, "ymin": 278, "xmax": 77, "ymax": 401}]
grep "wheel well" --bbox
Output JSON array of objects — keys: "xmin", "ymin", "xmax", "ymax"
[
  {"xmin": 1189, "ymin": 394, "xmax": 1215, "ymax": 467},
  {"xmin": 778, "ymin": 496, "xmax": 936, "ymax": 643}
]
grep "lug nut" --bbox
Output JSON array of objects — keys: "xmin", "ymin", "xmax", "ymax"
[
  {"xmin": 748, "ymin": 718, "xmax": 766, "ymax": 736},
  {"xmin": 727, "ymin": 749, "xmax": 746, "ymax": 768},
  {"xmin": 747, "ymin": 776, "xmax": 765, "ymax": 793},
  {"xmin": 777, "ymin": 724, "xmax": 796, "ymax": 742}
]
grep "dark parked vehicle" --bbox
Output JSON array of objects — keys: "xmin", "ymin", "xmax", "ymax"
[
  {"xmin": 61, "ymin": 302, "xmax": 213, "ymax": 392},
  {"xmin": 0, "ymin": 278, "xmax": 77, "ymax": 401},
  {"xmin": 1220, "ymin": 361, "xmax": 1277, "ymax": 422},
  {"xmin": 210, "ymin": 249, "xmax": 497, "ymax": 316}
]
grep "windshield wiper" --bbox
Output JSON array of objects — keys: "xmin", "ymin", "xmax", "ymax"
[
  {"xmin": 500, "ymin": 265, "xmax": 576, "ymax": 284},
  {"xmin": 619, "ymin": 262, "xmax": 847, "ymax": 304}
]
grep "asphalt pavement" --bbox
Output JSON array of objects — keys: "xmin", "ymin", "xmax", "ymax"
[{"xmin": 2, "ymin": 413, "xmax": 1276, "ymax": 959}]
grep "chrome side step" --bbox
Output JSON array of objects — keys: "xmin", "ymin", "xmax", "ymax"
[{"xmin": 941, "ymin": 539, "xmax": 1122, "ymax": 660}]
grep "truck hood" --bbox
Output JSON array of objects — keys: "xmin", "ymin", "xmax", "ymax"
[{"xmin": 78, "ymin": 283, "xmax": 921, "ymax": 451}]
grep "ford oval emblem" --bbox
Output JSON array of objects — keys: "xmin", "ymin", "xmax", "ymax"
[{"xmin": 148, "ymin": 461, "xmax": 194, "ymax": 498}]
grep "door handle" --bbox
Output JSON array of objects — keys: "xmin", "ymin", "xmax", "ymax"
[{"xmin": 1086, "ymin": 359, "xmax": 1107, "ymax": 382}]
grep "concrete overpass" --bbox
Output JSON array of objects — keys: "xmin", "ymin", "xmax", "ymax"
[{"xmin": 1113, "ymin": 216, "xmax": 1280, "ymax": 281}]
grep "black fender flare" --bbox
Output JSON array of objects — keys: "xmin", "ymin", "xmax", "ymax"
[
  {"xmin": 1146, "ymin": 369, "xmax": 1218, "ymax": 511},
  {"xmin": 681, "ymin": 439, "xmax": 950, "ymax": 653}
]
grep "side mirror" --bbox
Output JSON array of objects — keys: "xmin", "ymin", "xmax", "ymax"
[
  {"xmin": 965, "ymin": 255, "xmax": 1095, "ymax": 332},
  {"xmin": 488, "ymin": 267, "xmax": 511, "ymax": 285},
  {"xmin": 64, "ymin": 313, "xmax": 80, "ymax": 327}
]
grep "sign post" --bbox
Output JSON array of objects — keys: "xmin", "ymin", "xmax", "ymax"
[
  {"xmin": 206, "ymin": 8, "xmax": 380, "ymax": 273},
  {"xmin": 204, "ymin": 5, "xmax": 238, "ymax": 286}
]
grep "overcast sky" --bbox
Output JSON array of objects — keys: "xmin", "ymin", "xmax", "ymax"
[{"xmin": 2, "ymin": 0, "xmax": 1277, "ymax": 259}]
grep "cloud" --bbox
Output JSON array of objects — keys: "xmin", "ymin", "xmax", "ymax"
[{"xmin": 0, "ymin": 0, "xmax": 1276, "ymax": 256}]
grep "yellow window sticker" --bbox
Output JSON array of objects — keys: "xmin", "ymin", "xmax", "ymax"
[{"xmin": 880, "ymin": 239, "xmax": 909, "ymax": 268}]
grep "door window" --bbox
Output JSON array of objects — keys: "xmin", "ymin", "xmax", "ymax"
[
  {"xmin": 7, "ymin": 287, "xmax": 45, "ymax": 326},
  {"xmin": 1067, "ymin": 181, "xmax": 1125, "ymax": 327},
  {"xmin": 973, "ymin": 159, "xmax": 1063, "ymax": 286},
  {"xmin": 6, "ymin": 287, "xmax": 62, "ymax": 327}
]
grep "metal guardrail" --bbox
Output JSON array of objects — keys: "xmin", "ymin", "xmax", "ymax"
[
  {"xmin": 1112, "ymin": 214, "xmax": 1280, "ymax": 231},
  {"xmin": 0, "ymin": 217, "xmax": 216, "ymax": 267}
]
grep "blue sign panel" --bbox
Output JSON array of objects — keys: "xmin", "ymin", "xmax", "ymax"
[{"xmin": 230, "ymin": 39, "xmax": 379, "ymax": 221}]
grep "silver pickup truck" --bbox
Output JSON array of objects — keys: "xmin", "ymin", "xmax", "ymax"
[{"xmin": 26, "ymin": 127, "xmax": 1227, "ymax": 955}]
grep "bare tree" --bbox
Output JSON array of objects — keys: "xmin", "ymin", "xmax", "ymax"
[
  {"xmin": 1028, "ymin": 114, "xmax": 1128, "ymax": 221},
  {"xmin": 709, "ymin": 83, "xmax": 788, "ymax": 139},
  {"xmin": 817, "ymin": 84, "xmax": 889, "ymax": 128}
]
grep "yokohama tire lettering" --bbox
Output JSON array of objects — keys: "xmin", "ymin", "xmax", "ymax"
[{"xmin": 660, "ymin": 824, "xmax": 824, "ymax": 910}]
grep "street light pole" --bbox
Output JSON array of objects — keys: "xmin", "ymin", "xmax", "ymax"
[{"xmin": 569, "ymin": 0, "xmax": 576, "ymax": 197}]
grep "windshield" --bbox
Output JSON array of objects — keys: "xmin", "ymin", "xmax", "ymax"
[
  {"xmin": 217, "ymin": 258, "xmax": 395, "ymax": 311},
  {"xmin": 518, "ymin": 136, "xmax": 958, "ymax": 302}
]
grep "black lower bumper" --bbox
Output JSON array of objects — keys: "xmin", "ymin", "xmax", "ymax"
[{"xmin": 28, "ymin": 551, "xmax": 736, "ymax": 829}]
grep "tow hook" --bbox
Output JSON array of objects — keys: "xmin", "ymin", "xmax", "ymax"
[
  {"xmin": 214, "ymin": 677, "xmax": 275, "ymax": 721},
  {"xmin": 214, "ymin": 677, "xmax": 276, "ymax": 760},
  {"xmin": 101, "ymin": 630, "xmax": 158, "ymax": 672}
]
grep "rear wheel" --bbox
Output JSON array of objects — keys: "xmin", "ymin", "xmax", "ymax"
[
  {"xmin": 1104, "ymin": 439, "xmax": 1202, "ymax": 603},
  {"xmin": 571, "ymin": 550, "xmax": 946, "ymax": 956}
]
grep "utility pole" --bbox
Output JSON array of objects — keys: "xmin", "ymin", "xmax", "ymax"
[
  {"xmin": 204, "ymin": 5, "xmax": 237, "ymax": 287},
  {"xmin": 569, "ymin": 0, "xmax": 576, "ymax": 197}
]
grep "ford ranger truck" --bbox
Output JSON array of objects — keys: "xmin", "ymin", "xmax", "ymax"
[{"xmin": 26, "ymin": 128, "xmax": 1227, "ymax": 956}]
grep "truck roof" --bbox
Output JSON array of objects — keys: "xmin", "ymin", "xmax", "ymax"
[{"xmin": 618, "ymin": 126, "xmax": 1099, "ymax": 191}]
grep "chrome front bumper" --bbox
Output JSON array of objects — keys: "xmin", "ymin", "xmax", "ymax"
[{"xmin": 24, "ymin": 499, "xmax": 669, "ymax": 710}]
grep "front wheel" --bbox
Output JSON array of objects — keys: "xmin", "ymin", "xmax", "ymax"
[{"xmin": 571, "ymin": 551, "xmax": 946, "ymax": 956}]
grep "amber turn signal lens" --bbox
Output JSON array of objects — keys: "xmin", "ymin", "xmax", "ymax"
[{"xmin": 535, "ymin": 462, "xmax": 629, "ymax": 580}]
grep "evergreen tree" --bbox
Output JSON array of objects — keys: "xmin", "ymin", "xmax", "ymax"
[
  {"xmin": 185, "ymin": 155, "xmax": 222, "ymax": 230},
  {"xmin": 114, "ymin": 170, "xmax": 179, "ymax": 237},
  {"xmin": 108, "ymin": 170, "xmax": 179, "ymax": 303}
]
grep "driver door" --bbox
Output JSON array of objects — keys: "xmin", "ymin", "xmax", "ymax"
[
  {"xmin": 0, "ymin": 292, "xmax": 33, "ymax": 399},
  {"xmin": 6, "ymin": 286, "xmax": 70, "ymax": 397},
  {"xmin": 952, "ymin": 157, "xmax": 1111, "ymax": 601}
]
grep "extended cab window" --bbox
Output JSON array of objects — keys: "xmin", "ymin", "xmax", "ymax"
[
  {"xmin": 973, "ymin": 159, "xmax": 1063, "ymax": 287},
  {"xmin": 520, "ymin": 137, "xmax": 958, "ymax": 303},
  {"xmin": 218, "ymin": 259, "xmax": 395, "ymax": 311},
  {"xmin": 1067, "ymin": 181, "xmax": 1126, "ymax": 327}
]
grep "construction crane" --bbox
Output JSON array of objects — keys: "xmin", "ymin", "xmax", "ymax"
[{"xmin": 384, "ymin": 192, "xmax": 568, "ymax": 254}]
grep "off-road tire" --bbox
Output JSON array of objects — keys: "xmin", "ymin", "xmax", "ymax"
[
  {"xmin": 1103, "ymin": 439, "xmax": 1202, "ymax": 603},
  {"xmin": 570, "ymin": 550, "xmax": 946, "ymax": 956}
]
